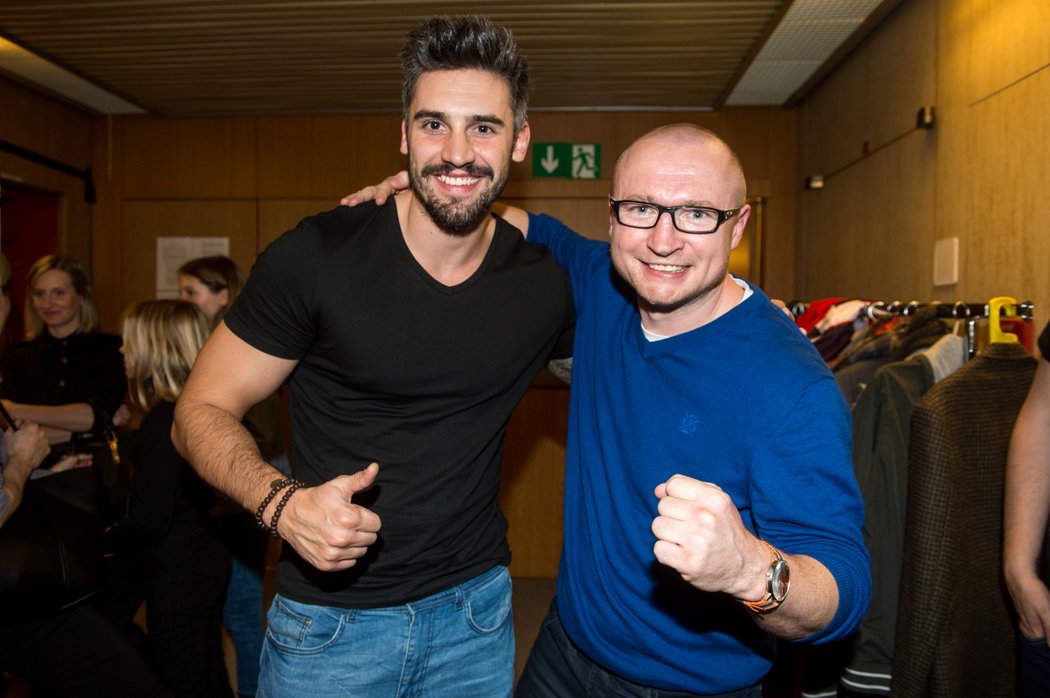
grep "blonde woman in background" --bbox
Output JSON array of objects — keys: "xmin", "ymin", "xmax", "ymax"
[
  {"xmin": 105, "ymin": 299, "xmax": 232, "ymax": 697},
  {"xmin": 0, "ymin": 255, "xmax": 127, "ymax": 446}
]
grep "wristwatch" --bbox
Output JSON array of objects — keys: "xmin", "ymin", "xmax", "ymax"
[{"xmin": 742, "ymin": 541, "xmax": 790, "ymax": 613}]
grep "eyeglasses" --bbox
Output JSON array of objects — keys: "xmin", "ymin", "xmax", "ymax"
[{"xmin": 610, "ymin": 198, "xmax": 741, "ymax": 234}]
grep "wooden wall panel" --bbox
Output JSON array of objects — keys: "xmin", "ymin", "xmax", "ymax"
[
  {"xmin": 758, "ymin": 113, "xmax": 800, "ymax": 298},
  {"xmin": 92, "ymin": 117, "xmax": 125, "ymax": 332},
  {"xmin": 864, "ymin": 0, "xmax": 938, "ymax": 147},
  {"xmin": 257, "ymin": 199, "xmax": 337, "ymax": 252},
  {"xmin": 256, "ymin": 115, "xmax": 405, "ymax": 199},
  {"xmin": 118, "ymin": 117, "xmax": 258, "ymax": 199},
  {"xmin": 98, "ymin": 107, "xmax": 797, "ymax": 314},
  {"xmin": 965, "ymin": 71, "xmax": 1049, "ymax": 306},
  {"xmin": 946, "ymin": 0, "xmax": 1050, "ymax": 318},
  {"xmin": 958, "ymin": 0, "xmax": 1050, "ymax": 104},
  {"xmin": 797, "ymin": 0, "xmax": 1049, "ymax": 331},
  {"xmin": 121, "ymin": 200, "xmax": 258, "ymax": 312},
  {"xmin": 499, "ymin": 386, "xmax": 569, "ymax": 579},
  {"xmin": 797, "ymin": 166, "xmax": 867, "ymax": 299},
  {"xmin": 0, "ymin": 76, "xmax": 94, "ymax": 274}
]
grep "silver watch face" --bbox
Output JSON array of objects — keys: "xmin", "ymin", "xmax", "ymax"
[{"xmin": 770, "ymin": 559, "xmax": 790, "ymax": 602}]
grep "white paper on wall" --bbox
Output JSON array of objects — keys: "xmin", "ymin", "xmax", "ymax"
[{"xmin": 155, "ymin": 237, "xmax": 230, "ymax": 298}]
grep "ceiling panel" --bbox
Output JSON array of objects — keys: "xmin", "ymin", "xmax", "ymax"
[{"xmin": 0, "ymin": 0, "xmax": 893, "ymax": 117}]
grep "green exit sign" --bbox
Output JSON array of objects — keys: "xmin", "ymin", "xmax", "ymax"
[{"xmin": 532, "ymin": 143, "xmax": 601, "ymax": 179}]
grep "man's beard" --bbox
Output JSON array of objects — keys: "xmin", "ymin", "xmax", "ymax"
[{"xmin": 408, "ymin": 160, "xmax": 508, "ymax": 236}]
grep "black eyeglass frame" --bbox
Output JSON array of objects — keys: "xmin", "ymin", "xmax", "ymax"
[{"xmin": 609, "ymin": 198, "xmax": 742, "ymax": 235}]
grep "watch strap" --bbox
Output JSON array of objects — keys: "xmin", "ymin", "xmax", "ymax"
[{"xmin": 742, "ymin": 540, "xmax": 787, "ymax": 613}]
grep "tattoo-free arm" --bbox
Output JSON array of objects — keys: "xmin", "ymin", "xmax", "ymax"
[
  {"xmin": 653, "ymin": 475, "xmax": 838, "ymax": 640},
  {"xmin": 172, "ymin": 322, "xmax": 295, "ymax": 512},
  {"xmin": 1, "ymin": 400, "xmax": 94, "ymax": 433},
  {"xmin": 172, "ymin": 322, "xmax": 382, "ymax": 571},
  {"xmin": 1004, "ymin": 360, "xmax": 1050, "ymax": 645}
]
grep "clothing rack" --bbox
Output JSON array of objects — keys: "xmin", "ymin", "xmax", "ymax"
[
  {"xmin": 790, "ymin": 299, "xmax": 1036, "ymax": 359},
  {"xmin": 860, "ymin": 300, "xmax": 1034, "ymax": 322}
]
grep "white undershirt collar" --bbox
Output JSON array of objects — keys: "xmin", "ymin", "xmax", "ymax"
[{"xmin": 641, "ymin": 277, "xmax": 752, "ymax": 342}]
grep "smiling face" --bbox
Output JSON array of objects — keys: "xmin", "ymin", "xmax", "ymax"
[
  {"xmin": 401, "ymin": 68, "xmax": 530, "ymax": 236},
  {"xmin": 609, "ymin": 127, "xmax": 750, "ymax": 335},
  {"xmin": 31, "ymin": 269, "xmax": 83, "ymax": 338}
]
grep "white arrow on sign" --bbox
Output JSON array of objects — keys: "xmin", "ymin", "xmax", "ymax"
[{"xmin": 540, "ymin": 145, "xmax": 559, "ymax": 173}]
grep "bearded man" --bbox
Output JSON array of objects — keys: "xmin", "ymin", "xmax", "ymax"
[{"xmin": 172, "ymin": 16, "xmax": 574, "ymax": 697}]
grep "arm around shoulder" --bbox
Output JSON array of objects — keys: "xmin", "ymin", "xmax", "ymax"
[{"xmin": 491, "ymin": 202, "xmax": 529, "ymax": 236}]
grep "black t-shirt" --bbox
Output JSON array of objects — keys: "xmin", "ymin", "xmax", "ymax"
[
  {"xmin": 226, "ymin": 201, "xmax": 574, "ymax": 607},
  {"xmin": 0, "ymin": 330, "xmax": 127, "ymax": 431},
  {"xmin": 1039, "ymin": 319, "xmax": 1050, "ymax": 362}
]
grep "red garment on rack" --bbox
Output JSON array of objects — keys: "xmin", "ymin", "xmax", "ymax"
[{"xmin": 794, "ymin": 297, "xmax": 845, "ymax": 333}]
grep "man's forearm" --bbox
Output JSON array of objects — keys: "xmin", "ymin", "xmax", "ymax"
[
  {"xmin": 173, "ymin": 399, "xmax": 285, "ymax": 514},
  {"xmin": 175, "ymin": 392, "xmax": 384, "ymax": 573},
  {"xmin": 1004, "ymin": 427, "xmax": 1050, "ymax": 578},
  {"xmin": 1004, "ymin": 362, "xmax": 1050, "ymax": 580},
  {"xmin": 751, "ymin": 553, "xmax": 838, "ymax": 640}
]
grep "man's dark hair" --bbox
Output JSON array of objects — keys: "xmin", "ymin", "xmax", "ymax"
[{"xmin": 400, "ymin": 15, "xmax": 531, "ymax": 134}]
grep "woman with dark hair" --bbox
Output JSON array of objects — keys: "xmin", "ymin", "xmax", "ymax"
[
  {"xmin": 177, "ymin": 255, "xmax": 244, "ymax": 330},
  {"xmin": 0, "ymin": 254, "xmax": 127, "ymax": 446}
]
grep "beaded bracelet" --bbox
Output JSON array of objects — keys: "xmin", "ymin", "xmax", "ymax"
[
  {"xmin": 267, "ymin": 480, "xmax": 305, "ymax": 537},
  {"xmin": 255, "ymin": 477, "xmax": 293, "ymax": 531}
]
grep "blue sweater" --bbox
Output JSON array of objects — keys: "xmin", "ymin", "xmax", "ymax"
[{"xmin": 528, "ymin": 213, "xmax": 870, "ymax": 693}]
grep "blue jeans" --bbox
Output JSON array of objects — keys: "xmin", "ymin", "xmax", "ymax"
[
  {"xmin": 259, "ymin": 565, "xmax": 514, "ymax": 697},
  {"xmin": 224, "ymin": 552, "xmax": 265, "ymax": 696}
]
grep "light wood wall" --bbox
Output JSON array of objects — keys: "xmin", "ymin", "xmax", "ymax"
[
  {"xmin": 797, "ymin": 0, "xmax": 1050, "ymax": 335},
  {"xmin": 89, "ymin": 108, "xmax": 798, "ymax": 332}
]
